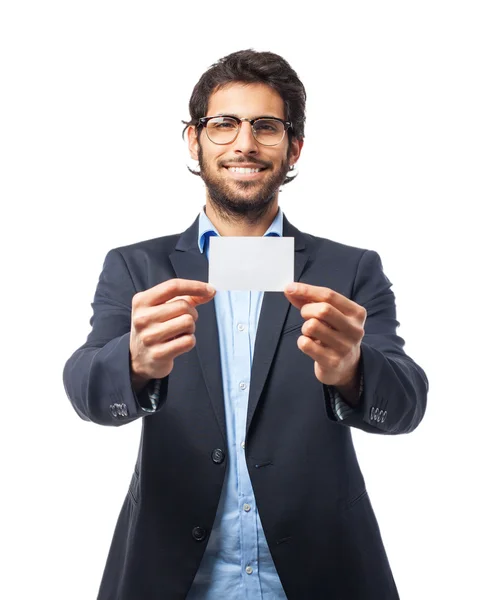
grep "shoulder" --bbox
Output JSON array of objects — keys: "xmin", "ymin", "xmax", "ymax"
[
  {"xmin": 294, "ymin": 226, "xmax": 388, "ymax": 293},
  {"xmin": 107, "ymin": 214, "xmax": 199, "ymax": 260},
  {"xmin": 113, "ymin": 232, "xmax": 182, "ymax": 256},
  {"xmin": 285, "ymin": 214, "xmax": 371, "ymax": 262},
  {"xmin": 102, "ymin": 233, "xmax": 184, "ymax": 270},
  {"xmin": 299, "ymin": 228, "xmax": 375, "ymax": 265},
  {"xmin": 307, "ymin": 232, "xmax": 367, "ymax": 254},
  {"xmin": 294, "ymin": 228, "xmax": 391, "ymax": 302},
  {"xmin": 98, "ymin": 232, "xmax": 185, "ymax": 288}
]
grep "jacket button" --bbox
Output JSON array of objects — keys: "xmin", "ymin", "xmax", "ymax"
[
  {"xmin": 211, "ymin": 448, "xmax": 225, "ymax": 464},
  {"xmin": 192, "ymin": 526, "xmax": 207, "ymax": 542}
]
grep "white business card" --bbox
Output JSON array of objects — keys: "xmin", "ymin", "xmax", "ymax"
[{"xmin": 208, "ymin": 236, "xmax": 294, "ymax": 291}]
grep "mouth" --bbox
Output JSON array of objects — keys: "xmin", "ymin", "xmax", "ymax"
[{"xmin": 223, "ymin": 166, "xmax": 268, "ymax": 179}]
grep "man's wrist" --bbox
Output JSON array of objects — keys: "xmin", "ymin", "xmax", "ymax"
[
  {"xmin": 334, "ymin": 363, "xmax": 363, "ymax": 408},
  {"xmin": 131, "ymin": 372, "xmax": 150, "ymax": 395},
  {"xmin": 335, "ymin": 382, "xmax": 360, "ymax": 407}
]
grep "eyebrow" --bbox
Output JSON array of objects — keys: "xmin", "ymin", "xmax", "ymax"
[{"xmin": 215, "ymin": 113, "xmax": 283, "ymax": 120}]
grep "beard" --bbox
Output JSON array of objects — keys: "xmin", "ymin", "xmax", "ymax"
[{"xmin": 197, "ymin": 143, "xmax": 291, "ymax": 225}]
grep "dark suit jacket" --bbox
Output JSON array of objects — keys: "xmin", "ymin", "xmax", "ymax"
[{"xmin": 63, "ymin": 212, "xmax": 428, "ymax": 600}]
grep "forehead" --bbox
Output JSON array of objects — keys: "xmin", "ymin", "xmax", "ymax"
[{"xmin": 207, "ymin": 82, "xmax": 285, "ymax": 120}]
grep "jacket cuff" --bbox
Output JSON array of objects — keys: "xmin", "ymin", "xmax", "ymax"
[
  {"xmin": 135, "ymin": 378, "xmax": 162, "ymax": 412},
  {"xmin": 325, "ymin": 363, "xmax": 364, "ymax": 421}
]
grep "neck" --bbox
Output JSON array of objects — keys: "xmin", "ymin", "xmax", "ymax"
[{"xmin": 204, "ymin": 199, "xmax": 280, "ymax": 237}]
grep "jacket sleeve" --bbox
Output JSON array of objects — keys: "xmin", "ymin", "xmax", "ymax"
[
  {"xmin": 62, "ymin": 248, "xmax": 167, "ymax": 426},
  {"xmin": 324, "ymin": 249, "xmax": 428, "ymax": 434}
]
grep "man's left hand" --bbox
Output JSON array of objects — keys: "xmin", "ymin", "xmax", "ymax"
[{"xmin": 284, "ymin": 283, "xmax": 366, "ymax": 391}]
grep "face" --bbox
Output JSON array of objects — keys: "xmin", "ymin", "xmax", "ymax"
[{"xmin": 188, "ymin": 82, "xmax": 303, "ymax": 223}]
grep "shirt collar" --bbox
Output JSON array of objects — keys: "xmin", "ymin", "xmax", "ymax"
[{"xmin": 198, "ymin": 205, "xmax": 283, "ymax": 254}]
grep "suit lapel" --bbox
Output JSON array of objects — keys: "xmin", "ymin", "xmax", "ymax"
[
  {"xmin": 246, "ymin": 217, "xmax": 309, "ymax": 434},
  {"xmin": 169, "ymin": 213, "xmax": 311, "ymax": 442},
  {"xmin": 169, "ymin": 217, "xmax": 227, "ymax": 442}
]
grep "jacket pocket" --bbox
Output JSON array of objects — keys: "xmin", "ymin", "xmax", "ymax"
[
  {"xmin": 342, "ymin": 489, "xmax": 368, "ymax": 512},
  {"xmin": 281, "ymin": 322, "xmax": 303, "ymax": 336}
]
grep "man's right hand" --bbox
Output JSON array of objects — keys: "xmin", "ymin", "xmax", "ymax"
[{"xmin": 129, "ymin": 278, "xmax": 216, "ymax": 391}]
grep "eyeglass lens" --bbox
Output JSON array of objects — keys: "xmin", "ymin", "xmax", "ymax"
[{"xmin": 205, "ymin": 117, "xmax": 285, "ymax": 145}]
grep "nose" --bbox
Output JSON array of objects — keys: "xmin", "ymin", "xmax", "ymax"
[{"xmin": 231, "ymin": 121, "xmax": 259, "ymax": 155}]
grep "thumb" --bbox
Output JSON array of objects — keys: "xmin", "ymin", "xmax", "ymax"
[
  {"xmin": 165, "ymin": 293, "xmax": 215, "ymax": 307},
  {"xmin": 284, "ymin": 290, "xmax": 307, "ymax": 311}
]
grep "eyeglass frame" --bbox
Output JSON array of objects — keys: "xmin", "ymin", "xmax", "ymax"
[{"xmin": 196, "ymin": 115, "xmax": 293, "ymax": 146}]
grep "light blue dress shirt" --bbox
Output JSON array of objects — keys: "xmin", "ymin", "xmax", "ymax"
[
  {"xmin": 186, "ymin": 206, "xmax": 288, "ymax": 599},
  {"xmin": 145, "ymin": 206, "xmax": 362, "ymax": 597}
]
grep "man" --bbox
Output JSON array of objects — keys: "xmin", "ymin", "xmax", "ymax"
[{"xmin": 63, "ymin": 49, "xmax": 428, "ymax": 599}]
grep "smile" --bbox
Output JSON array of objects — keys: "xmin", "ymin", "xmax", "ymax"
[
  {"xmin": 224, "ymin": 166, "xmax": 267, "ymax": 179},
  {"xmin": 227, "ymin": 167, "xmax": 264, "ymax": 173}
]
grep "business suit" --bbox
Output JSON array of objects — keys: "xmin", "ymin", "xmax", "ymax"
[{"xmin": 63, "ymin": 211, "xmax": 428, "ymax": 599}]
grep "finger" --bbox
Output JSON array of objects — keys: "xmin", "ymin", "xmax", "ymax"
[
  {"xmin": 301, "ymin": 318, "xmax": 351, "ymax": 354},
  {"xmin": 137, "ymin": 279, "xmax": 215, "ymax": 308},
  {"xmin": 132, "ymin": 300, "xmax": 198, "ymax": 331},
  {"xmin": 297, "ymin": 334, "xmax": 336, "ymax": 363},
  {"xmin": 166, "ymin": 293, "xmax": 215, "ymax": 308},
  {"xmin": 142, "ymin": 313, "xmax": 196, "ymax": 346},
  {"xmin": 284, "ymin": 283, "xmax": 358, "ymax": 316},
  {"xmin": 156, "ymin": 299, "xmax": 199, "ymax": 321},
  {"xmin": 151, "ymin": 333, "xmax": 197, "ymax": 362},
  {"xmin": 300, "ymin": 302, "xmax": 361, "ymax": 339}
]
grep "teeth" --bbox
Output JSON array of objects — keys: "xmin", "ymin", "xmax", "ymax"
[{"xmin": 228, "ymin": 167, "xmax": 262, "ymax": 174}]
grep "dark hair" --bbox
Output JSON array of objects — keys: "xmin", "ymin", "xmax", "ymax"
[{"xmin": 182, "ymin": 49, "xmax": 306, "ymax": 185}]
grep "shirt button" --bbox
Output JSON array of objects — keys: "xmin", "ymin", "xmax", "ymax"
[
  {"xmin": 239, "ymin": 382, "xmax": 247, "ymax": 390},
  {"xmin": 245, "ymin": 566, "xmax": 253, "ymax": 575},
  {"xmin": 237, "ymin": 323, "xmax": 245, "ymax": 331},
  {"xmin": 243, "ymin": 503, "xmax": 251, "ymax": 512},
  {"xmin": 241, "ymin": 441, "xmax": 245, "ymax": 449}
]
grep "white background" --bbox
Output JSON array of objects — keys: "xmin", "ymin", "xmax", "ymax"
[{"xmin": 1, "ymin": 1, "xmax": 478, "ymax": 598}]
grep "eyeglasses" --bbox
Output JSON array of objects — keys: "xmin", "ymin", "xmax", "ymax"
[{"xmin": 197, "ymin": 115, "xmax": 293, "ymax": 146}]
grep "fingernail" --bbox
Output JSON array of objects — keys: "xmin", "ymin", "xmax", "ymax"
[
  {"xmin": 206, "ymin": 284, "xmax": 215, "ymax": 294},
  {"xmin": 285, "ymin": 283, "xmax": 296, "ymax": 293}
]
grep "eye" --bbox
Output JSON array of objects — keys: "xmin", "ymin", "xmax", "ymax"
[
  {"xmin": 254, "ymin": 119, "xmax": 282, "ymax": 134},
  {"xmin": 255, "ymin": 123, "xmax": 275, "ymax": 131},
  {"xmin": 209, "ymin": 117, "xmax": 237, "ymax": 130}
]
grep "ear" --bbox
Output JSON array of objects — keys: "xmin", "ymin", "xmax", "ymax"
[
  {"xmin": 288, "ymin": 137, "xmax": 304, "ymax": 167},
  {"xmin": 187, "ymin": 125, "xmax": 200, "ymax": 160}
]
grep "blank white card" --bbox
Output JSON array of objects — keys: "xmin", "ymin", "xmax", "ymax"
[{"xmin": 208, "ymin": 236, "xmax": 294, "ymax": 291}]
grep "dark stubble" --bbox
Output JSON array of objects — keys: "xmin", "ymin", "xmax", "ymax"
[{"xmin": 197, "ymin": 143, "xmax": 292, "ymax": 225}]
